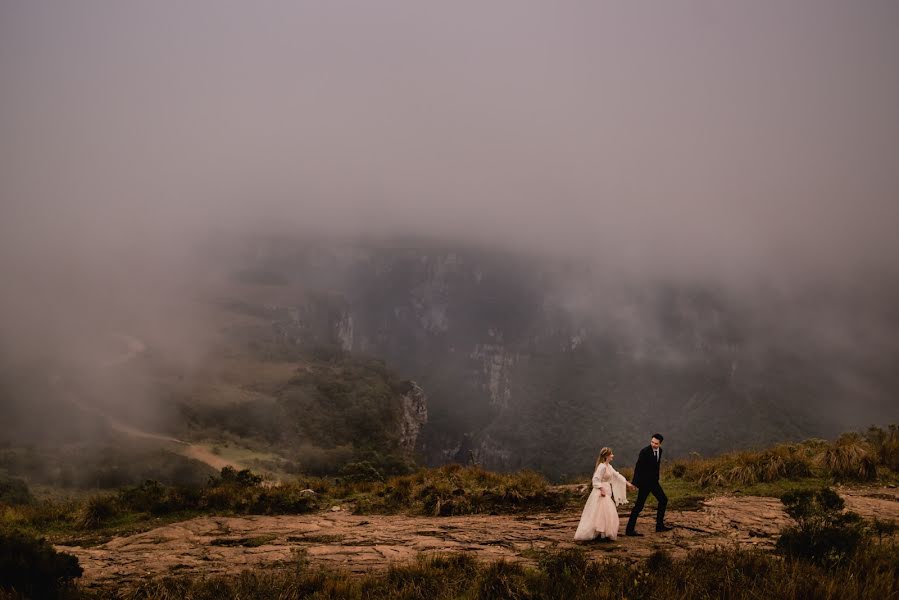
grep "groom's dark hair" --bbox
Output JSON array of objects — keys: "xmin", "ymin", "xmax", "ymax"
[{"xmin": 652, "ymin": 433, "xmax": 664, "ymax": 442}]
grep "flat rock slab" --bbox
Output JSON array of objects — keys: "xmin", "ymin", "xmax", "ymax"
[{"xmin": 60, "ymin": 487, "xmax": 899, "ymax": 590}]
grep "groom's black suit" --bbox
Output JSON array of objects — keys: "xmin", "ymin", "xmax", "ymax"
[{"xmin": 626, "ymin": 445, "xmax": 668, "ymax": 533}]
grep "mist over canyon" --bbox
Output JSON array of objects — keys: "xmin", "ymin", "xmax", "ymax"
[
  {"xmin": 2, "ymin": 2, "xmax": 898, "ymax": 481},
  {"xmin": 203, "ymin": 236, "xmax": 898, "ymax": 476}
]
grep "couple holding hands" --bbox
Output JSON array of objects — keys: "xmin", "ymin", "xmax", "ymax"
[{"xmin": 573, "ymin": 433, "xmax": 673, "ymax": 542}]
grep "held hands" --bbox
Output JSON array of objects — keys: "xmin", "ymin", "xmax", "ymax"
[{"xmin": 626, "ymin": 482, "xmax": 637, "ymax": 491}]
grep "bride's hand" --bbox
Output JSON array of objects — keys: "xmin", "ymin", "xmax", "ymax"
[{"xmin": 599, "ymin": 489, "xmax": 606, "ymax": 497}]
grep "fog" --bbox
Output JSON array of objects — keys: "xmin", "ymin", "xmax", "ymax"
[{"xmin": 1, "ymin": 2, "xmax": 898, "ymax": 439}]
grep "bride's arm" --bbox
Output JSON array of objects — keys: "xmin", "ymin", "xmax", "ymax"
[
  {"xmin": 610, "ymin": 465, "xmax": 637, "ymax": 491},
  {"xmin": 593, "ymin": 464, "xmax": 608, "ymax": 496}
]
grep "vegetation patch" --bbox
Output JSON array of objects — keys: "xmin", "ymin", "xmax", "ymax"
[
  {"xmin": 665, "ymin": 426, "xmax": 899, "ymax": 491},
  {"xmin": 352, "ymin": 464, "xmax": 572, "ymax": 516},
  {"xmin": 0, "ymin": 476, "xmax": 33, "ymax": 506},
  {"xmin": 776, "ymin": 487, "xmax": 866, "ymax": 567},
  {"xmin": 72, "ymin": 525, "xmax": 899, "ymax": 600}
]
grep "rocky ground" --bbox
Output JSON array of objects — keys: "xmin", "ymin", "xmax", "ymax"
[{"xmin": 60, "ymin": 486, "xmax": 899, "ymax": 590}]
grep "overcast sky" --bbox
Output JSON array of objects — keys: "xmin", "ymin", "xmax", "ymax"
[{"xmin": 2, "ymin": 1, "xmax": 898, "ymax": 288}]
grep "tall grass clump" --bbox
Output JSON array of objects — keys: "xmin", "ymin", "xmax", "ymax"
[
  {"xmin": 865, "ymin": 425, "xmax": 899, "ymax": 471},
  {"xmin": 674, "ymin": 443, "xmax": 814, "ymax": 489},
  {"xmin": 669, "ymin": 426, "xmax": 899, "ymax": 489},
  {"xmin": 75, "ymin": 495, "xmax": 118, "ymax": 530},
  {"xmin": 355, "ymin": 464, "xmax": 570, "ymax": 516},
  {"xmin": 821, "ymin": 433, "xmax": 878, "ymax": 481}
]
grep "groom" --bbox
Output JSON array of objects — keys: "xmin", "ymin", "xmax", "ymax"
[{"xmin": 625, "ymin": 433, "xmax": 672, "ymax": 536}]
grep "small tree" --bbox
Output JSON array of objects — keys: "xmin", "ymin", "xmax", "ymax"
[{"xmin": 776, "ymin": 487, "xmax": 864, "ymax": 567}]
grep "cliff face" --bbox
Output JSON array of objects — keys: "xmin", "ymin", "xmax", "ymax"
[
  {"xmin": 398, "ymin": 381, "xmax": 428, "ymax": 458},
  {"xmin": 229, "ymin": 239, "xmax": 899, "ymax": 478}
]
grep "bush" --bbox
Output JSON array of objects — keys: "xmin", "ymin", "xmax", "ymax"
[
  {"xmin": 118, "ymin": 480, "xmax": 166, "ymax": 513},
  {"xmin": 0, "ymin": 478, "xmax": 33, "ymax": 507},
  {"xmin": 339, "ymin": 461, "xmax": 385, "ymax": 483},
  {"xmin": 0, "ymin": 529, "xmax": 82, "ymax": 599},
  {"xmin": 870, "ymin": 517, "xmax": 898, "ymax": 544},
  {"xmin": 76, "ymin": 495, "xmax": 118, "ymax": 530},
  {"xmin": 776, "ymin": 487, "xmax": 865, "ymax": 567},
  {"xmin": 208, "ymin": 467, "xmax": 263, "ymax": 488}
]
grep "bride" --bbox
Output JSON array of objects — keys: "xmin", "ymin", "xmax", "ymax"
[{"xmin": 574, "ymin": 447, "xmax": 635, "ymax": 541}]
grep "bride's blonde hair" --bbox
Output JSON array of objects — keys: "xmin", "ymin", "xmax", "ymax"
[{"xmin": 595, "ymin": 447, "xmax": 613, "ymax": 468}]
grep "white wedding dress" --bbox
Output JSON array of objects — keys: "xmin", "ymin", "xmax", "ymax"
[{"xmin": 573, "ymin": 461, "xmax": 628, "ymax": 541}]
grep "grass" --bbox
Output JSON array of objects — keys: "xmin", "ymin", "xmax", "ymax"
[
  {"xmin": 661, "ymin": 428, "xmax": 899, "ymax": 496},
  {"xmin": 350, "ymin": 464, "xmax": 572, "ymax": 516},
  {"xmin": 61, "ymin": 542, "xmax": 899, "ymax": 600},
  {"xmin": 179, "ymin": 439, "xmax": 291, "ymax": 479},
  {"xmin": 0, "ymin": 469, "xmax": 318, "ymax": 544},
  {"xmin": 4, "ymin": 427, "xmax": 896, "ymax": 549},
  {"xmin": 0, "ymin": 465, "xmax": 568, "ymax": 547},
  {"xmin": 565, "ymin": 426, "xmax": 899, "ymax": 513}
]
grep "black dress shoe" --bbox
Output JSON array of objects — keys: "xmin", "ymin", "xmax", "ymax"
[
  {"xmin": 625, "ymin": 531, "xmax": 643, "ymax": 537},
  {"xmin": 655, "ymin": 525, "xmax": 673, "ymax": 532}
]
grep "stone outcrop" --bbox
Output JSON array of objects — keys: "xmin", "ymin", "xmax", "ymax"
[
  {"xmin": 398, "ymin": 381, "xmax": 428, "ymax": 457},
  {"xmin": 60, "ymin": 486, "xmax": 899, "ymax": 590}
]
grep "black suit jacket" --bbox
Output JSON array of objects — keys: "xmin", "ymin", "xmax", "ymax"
[{"xmin": 632, "ymin": 445, "xmax": 662, "ymax": 489}]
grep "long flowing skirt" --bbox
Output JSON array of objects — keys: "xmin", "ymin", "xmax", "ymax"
[{"xmin": 573, "ymin": 483, "xmax": 620, "ymax": 541}]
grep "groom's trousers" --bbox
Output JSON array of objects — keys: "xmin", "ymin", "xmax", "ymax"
[{"xmin": 626, "ymin": 481, "xmax": 667, "ymax": 532}]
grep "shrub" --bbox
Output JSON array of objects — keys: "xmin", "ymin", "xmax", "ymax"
[
  {"xmin": 645, "ymin": 549, "xmax": 674, "ymax": 574},
  {"xmin": 118, "ymin": 480, "xmax": 166, "ymax": 513},
  {"xmin": 248, "ymin": 488, "xmax": 317, "ymax": 515},
  {"xmin": 208, "ymin": 467, "xmax": 263, "ymax": 488},
  {"xmin": 869, "ymin": 517, "xmax": 898, "ymax": 544},
  {"xmin": 0, "ymin": 529, "xmax": 82, "ymax": 599},
  {"xmin": 777, "ymin": 487, "xmax": 865, "ymax": 567},
  {"xmin": 76, "ymin": 495, "xmax": 118, "ymax": 530},
  {"xmin": 339, "ymin": 461, "xmax": 385, "ymax": 483},
  {"xmin": 0, "ymin": 477, "xmax": 33, "ymax": 507},
  {"xmin": 669, "ymin": 462, "xmax": 687, "ymax": 478}
]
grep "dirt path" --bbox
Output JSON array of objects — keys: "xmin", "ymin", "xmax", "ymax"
[
  {"xmin": 61, "ymin": 486, "xmax": 899, "ymax": 590},
  {"xmin": 54, "ymin": 334, "xmax": 247, "ymax": 473},
  {"xmin": 181, "ymin": 445, "xmax": 245, "ymax": 472}
]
